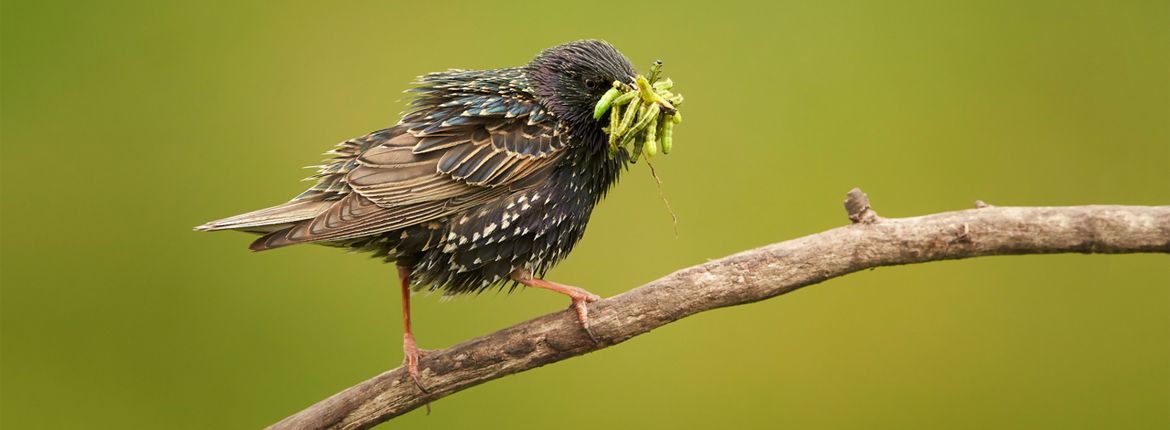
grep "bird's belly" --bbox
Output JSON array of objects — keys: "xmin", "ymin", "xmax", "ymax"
[{"xmin": 410, "ymin": 185, "xmax": 597, "ymax": 295}]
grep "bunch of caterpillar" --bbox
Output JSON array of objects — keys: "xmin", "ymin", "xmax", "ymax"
[{"xmin": 593, "ymin": 61, "xmax": 684, "ymax": 163}]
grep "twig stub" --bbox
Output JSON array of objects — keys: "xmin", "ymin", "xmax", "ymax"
[{"xmin": 844, "ymin": 187, "xmax": 880, "ymax": 224}]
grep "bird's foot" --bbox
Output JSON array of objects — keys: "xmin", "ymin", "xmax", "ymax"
[
  {"xmin": 402, "ymin": 333, "xmax": 429, "ymax": 394},
  {"xmin": 565, "ymin": 287, "xmax": 601, "ymax": 344},
  {"xmin": 403, "ymin": 332, "xmax": 433, "ymax": 414},
  {"xmin": 510, "ymin": 270, "xmax": 603, "ymax": 343}
]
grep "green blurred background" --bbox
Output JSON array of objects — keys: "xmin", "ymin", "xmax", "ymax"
[{"xmin": 2, "ymin": 0, "xmax": 1167, "ymax": 428}]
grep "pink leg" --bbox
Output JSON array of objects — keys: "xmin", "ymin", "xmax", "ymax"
[
  {"xmin": 397, "ymin": 266, "xmax": 429, "ymax": 394},
  {"xmin": 511, "ymin": 269, "xmax": 602, "ymax": 342}
]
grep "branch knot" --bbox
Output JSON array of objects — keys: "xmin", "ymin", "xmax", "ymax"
[{"xmin": 844, "ymin": 188, "xmax": 881, "ymax": 224}]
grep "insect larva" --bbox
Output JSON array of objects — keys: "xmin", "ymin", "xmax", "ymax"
[
  {"xmin": 616, "ymin": 97, "xmax": 642, "ymax": 139},
  {"xmin": 643, "ymin": 115, "xmax": 658, "ymax": 158},
  {"xmin": 593, "ymin": 88, "xmax": 621, "ymax": 120},
  {"xmin": 659, "ymin": 116, "xmax": 672, "ymax": 155}
]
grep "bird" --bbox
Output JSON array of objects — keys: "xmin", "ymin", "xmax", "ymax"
[{"xmin": 197, "ymin": 40, "xmax": 643, "ymax": 390}]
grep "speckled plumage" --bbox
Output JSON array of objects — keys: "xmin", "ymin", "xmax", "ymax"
[{"xmin": 198, "ymin": 40, "xmax": 638, "ymax": 296}]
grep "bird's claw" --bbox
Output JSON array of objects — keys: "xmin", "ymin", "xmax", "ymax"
[
  {"xmin": 403, "ymin": 333, "xmax": 433, "ymax": 414},
  {"xmin": 508, "ymin": 270, "xmax": 603, "ymax": 344},
  {"xmin": 402, "ymin": 333, "xmax": 429, "ymax": 394},
  {"xmin": 566, "ymin": 289, "xmax": 601, "ymax": 344}
]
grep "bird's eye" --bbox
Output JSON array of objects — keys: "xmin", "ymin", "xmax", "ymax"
[{"xmin": 584, "ymin": 78, "xmax": 600, "ymax": 90}]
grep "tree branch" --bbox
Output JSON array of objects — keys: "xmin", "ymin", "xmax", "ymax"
[{"xmin": 269, "ymin": 190, "xmax": 1170, "ymax": 430}]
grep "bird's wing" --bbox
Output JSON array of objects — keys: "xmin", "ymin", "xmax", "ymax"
[
  {"xmin": 348, "ymin": 110, "xmax": 569, "ymax": 206},
  {"xmin": 252, "ymin": 71, "xmax": 571, "ymax": 250}
]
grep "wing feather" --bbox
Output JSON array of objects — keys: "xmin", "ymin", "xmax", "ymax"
[{"xmin": 250, "ymin": 68, "xmax": 572, "ymax": 250}]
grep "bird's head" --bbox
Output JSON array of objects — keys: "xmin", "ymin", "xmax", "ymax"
[{"xmin": 525, "ymin": 40, "xmax": 637, "ymax": 132}]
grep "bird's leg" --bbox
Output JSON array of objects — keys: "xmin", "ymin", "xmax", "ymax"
[
  {"xmin": 510, "ymin": 269, "xmax": 602, "ymax": 343},
  {"xmin": 397, "ymin": 266, "xmax": 429, "ymax": 395}
]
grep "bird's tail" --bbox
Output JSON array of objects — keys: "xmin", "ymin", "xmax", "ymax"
[{"xmin": 194, "ymin": 200, "xmax": 331, "ymax": 235}]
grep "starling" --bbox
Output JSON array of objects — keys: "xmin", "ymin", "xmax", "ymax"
[{"xmin": 197, "ymin": 40, "xmax": 658, "ymax": 389}]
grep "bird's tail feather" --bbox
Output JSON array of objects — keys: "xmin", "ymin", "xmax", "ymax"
[
  {"xmin": 249, "ymin": 227, "xmax": 304, "ymax": 251},
  {"xmin": 194, "ymin": 200, "xmax": 331, "ymax": 233}
]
